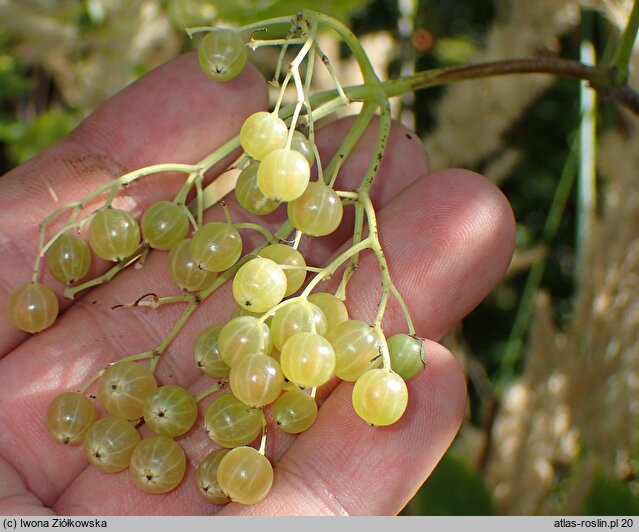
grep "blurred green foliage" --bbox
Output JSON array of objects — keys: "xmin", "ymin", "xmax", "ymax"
[
  {"xmin": 207, "ymin": 0, "xmax": 367, "ymax": 25},
  {"xmin": 402, "ymin": 452, "xmax": 497, "ymax": 515},
  {"xmin": 166, "ymin": 0, "xmax": 368, "ymax": 27},
  {"xmin": 0, "ymin": 107, "xmax": 81, "ymax": 165},
  {"xmin": 0, "ymin": 52, "xmax": 82, "ymax": 164},
  {"xmin": 0, "ymin": 53, "xmax": 30, "ymax": 100},
  {"xmin": 583, "ymin": 471, "xmax": 639, "ymax": 515}
]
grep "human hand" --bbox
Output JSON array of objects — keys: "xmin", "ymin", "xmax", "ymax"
[{"xmin": 0, "ymin": 54, "xmax": 515, "ymax": 516}]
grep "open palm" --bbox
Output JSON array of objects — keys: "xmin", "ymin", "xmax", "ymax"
[{"xmin": 0, "ymin": 55, "xmax": 515, "ymax": 516}]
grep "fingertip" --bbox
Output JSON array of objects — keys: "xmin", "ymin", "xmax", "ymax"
[
  {"xmin": 430, "ymin": 167, "xmax": 516, "ymax": 285},
  {"xmin": 374, "ymin": 167, "xmax": 516, "ymax": 339}
]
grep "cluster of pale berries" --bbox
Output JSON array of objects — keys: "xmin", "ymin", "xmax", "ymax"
[{"xmin": 8, "ymin": 27, "xmax": 425, "ymax": 506}]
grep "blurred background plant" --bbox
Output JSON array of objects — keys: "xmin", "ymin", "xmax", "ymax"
[{"xmin": 2, "ymin": 0, "xmax": 639, "ymax": 516}]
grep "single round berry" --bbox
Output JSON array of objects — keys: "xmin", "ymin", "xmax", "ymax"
[
  {"xmin": 326, "ymin": 320, "xmax": 381, "ymax": 382},
  {"xmin": 352, "ymin": 368, "xmax": 408, "ymax": 426},
  {"xmin": 46, "ymin": 234, "xmax": 91, "ymax": 284},
  {"xmin": 217, "ymin": 316, "xmax": 272, "ymax": 367},
  {"xmin": 387, "ymin": 333, "xmax": 425, "ymax": 381},
  {"xmin": 143, "ymin": 385, "xmax": 198, "ymax": 437},
  {"xmin": 88, "ymin": 208, "xmax": 140, "ymax": 261},
  {"xmin": 308, "ymin": 292, "xmax": 349, "ymax": 332},
  {"xmin": 196, "ymin": 449, "xmax": 231, "ymax": 505},
  {"xmin": 270, "ymin": 301, "xmax": 327, "ymax": 351},
  {"xmin": 8, "ymin": 282, "xmax": 59, "ymax": 333},
  {"xmin": 216, "ymin": 446, "xmax": 273, "ymax": 505},
  {"xmin": 129, "ymin": 435, "xmax": 186, "ymax": 494},
  {"xmin": 204, "ymin": 393, "xmax": 263, "ymax": 448},
  {"xmin": 257, "ymin": 148, "xmax": 310, "ymax": 202},
  {"xmin": 229, "ymin": 354, "xmax": 283, "ymax": 408},
  {"xmin": 235, "ymin": 162, "xmax": 280, "ymax": 216},
  {"xmin": 287, "ymin": 181, "xmax": 343, "ymax": 237},
  {"xmin": 46, "ymin": 392, "xmax": 97, "ymax": 445},
  {"xmin": 191, "ymin": 222, "xmax": 242, "ymax": 272},
  {"xmin": 97, "ymin": 361, "xmax": 157, "ymax": 420},
  {"xmin": 280, "ymin": 332, "xmax": 335, "ymax": 387},
  {"xmin": 198, "ymin": 28, "xmax": 247, "ymax": 82},
  {"xmin": 83, "ymin": 416, "xmax": 140, "ymax": 473},
  {"xmin": 232, "ymin": 257, "xmax": 287, "ymax": 313},
  {"xmin": 289, "ymin": 130, "xmax": 315, "ymax": 166},
  {"xmin": 271, "ymin": 389, "xmax": 318, "ymax": 434},
  {"xmin": 240, "ymin": 112, "xmax": 288, "ymax": 161},
  {"xmin": 193, "ymin": 324, "xmax": 230, "ymax": 378},
  {"xmin": 141, "ymin": 201, "xmax": 189, "ymax": 250},
  {"xmin": 168, "ymin": 238, "xmax": 217, "ymax": 292}
]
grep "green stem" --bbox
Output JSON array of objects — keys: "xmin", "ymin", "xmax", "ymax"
[
  {"xmin": 390, "ymin": 284, "xmax": 415, "ymax": 335},
  {"xmin": 249, "ymin": 37, "xmax": 306, "ymax": 49},
  {"xmin": 78, "ymin": 351, "xmax": 154, "ymax": 394},
  {"xmin": 82, "ymin": 164, "xmax": 198, "ymax": 205},
  {"xmin": 336, "ymin": 191, "xmax": 359, "ymax": 200},
  {"xmin": 194, "ymin": 135, "xmax": 242, "ymax": 177},
  {"xmin": 375, "ymin": 58, "xmax": 613, "ymax": 98},
  {"xmin": 188, "ymin": 16, "xmax": 295, "ymax": 39},
  {"xmin": 325, "ymin": 101, "xmax": 377, "ymax": 299},
  {"xmin": 315, "ymin": 43, "xmax": 349, "ymax": 104},
  {"xmin": 63, "ymin": 247, "xmax": 146, "ymax": 299},
  {"xmin": 306, "ymin": 57, "xmax": 639, "ymax": 115},
  {"xmin": 233, "ymin": 222, "xmax": 275, "ymax": 243},
  {"xmin": 314, "ymin": 12, "xmax": 379, "ymax": 84},
  {"xmin": 374, "ymin": 287, "xmax": 390, "ymax": 327},
  {"xmin": 292, "ymin": 230, "xmax": 302, "ymax": 250},
  {"xmin": 278, "ymin": 20, "xmax": 316, "ymax": 136},
  {"xmin": 195, "ymin": 381, "xmax": 226, "ymax": 402},
  {"xmin": 111, "ymin": 293, "xmax": 194, "ymax": 310},
  {"xmin": 372, "ymin": 324, "xmax": 392, "ymax": 370},
  {"xmin": 300, "ymin": 237, "xmax": 372, "ymax": 298},
  {"xmin": 339, "ymin": 99, "xmax": 391, "ymax": 298},
  {"xmin": 237, "ymin": 16, "xmax": 296, "ymax": 35},
  {"xmin": 79, "ymin": 368, "xmax": 107, "ymax": 395},
  {"xmin": 174, "ymin": 170, "xmax": 200, "ymax": 205},
  {"xmin": 182, "ymin": 204, "xmax": 198, "ymax": 232},
  {"xmin": 360, "ymin": 193, "xmax": 414, "ymax": 335},
  {"xmin": 358, "ymin": 99, "xmax": 391, "ymax": 194},
  {"xmin": 258, "ymin": 410, "xmax": 268, "ymax": 455},
  {"xmin": 610, "ymin": 0, "xmax": 639, "ymax": 84},
  {"xmin": 279, "ymin": 264, "xmax": 323, "ymax": 273},
  {"xmin": 195, "ymin": 174, "xmax": 204, "ymax": 228},
  {"xmin": 272, "ymin": 28, "xmax": 294, "ymax": 85},
  {"xmin": 150, "ymin": 299, "xmax": 199, "ymax": 373},
  {"xmin": 312, "ymin": 12, "xmax": 392, "ymax": 306},
  {"xmin": 322, "ymin": 101, "xmax": 377, "ymax": 184}
]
